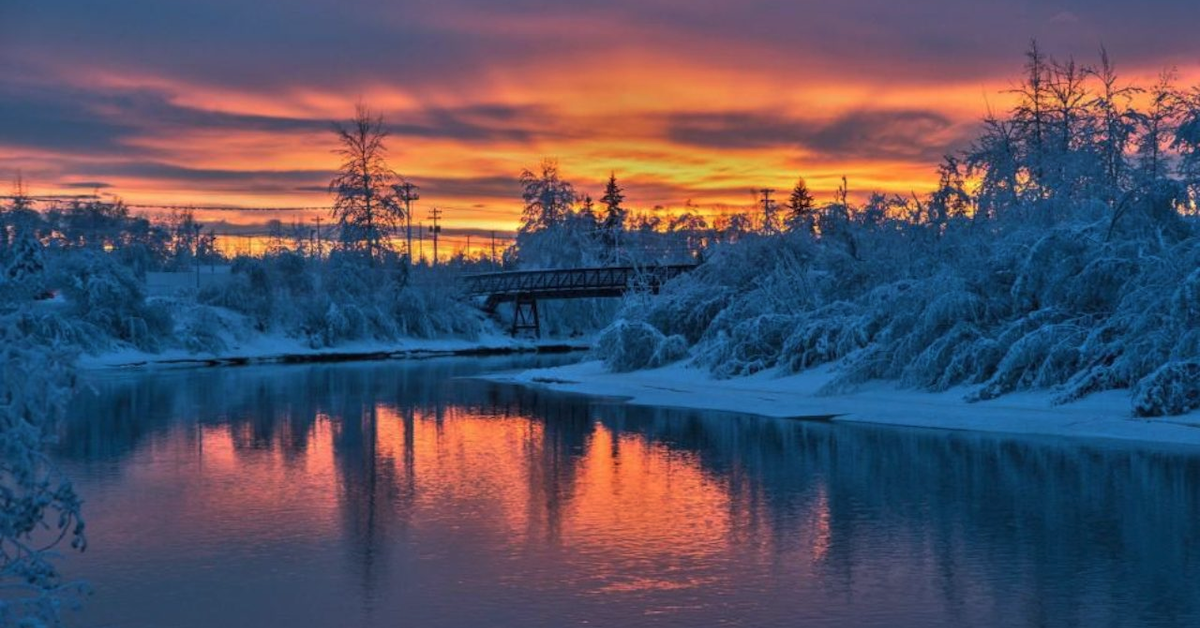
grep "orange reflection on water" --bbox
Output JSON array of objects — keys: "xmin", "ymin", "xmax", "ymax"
[{"xmin": 76, "ymin": 392, "xmax": 838, "ymax": 619}]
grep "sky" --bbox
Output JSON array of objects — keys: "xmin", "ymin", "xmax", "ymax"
[{"xmin": 3, "ymin": 0, "xmax": 1200, "ymax": 231}]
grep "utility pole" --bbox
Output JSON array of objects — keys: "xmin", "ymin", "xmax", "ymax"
[
  {"xmin": 394, "ymin": 182, "xmax": 419, "ymax": 263},
  {"xmin": 465, "ymin": 234, "xmax": 471, "ymax": 260},
  {"xmin": 418, "ymin": 224, "xmax": 425, "ymax": 264},
  {"xmin": 314, "ymin": 216, "xmax": 322, "ymax": 259},
  {"xmin": 490, "ymin": 231, "xmax": 497, "ymax": 266},
  {"xmin": 758, "ymin": 188, "xmax": 776, "ymax": 232},
  {"xmin": 193, "ymin": 222, "xmax": 202, "ymax": 290},
  {"xmin": 428, "ymin": 207, "xmax": 442, "ymax": 266}
]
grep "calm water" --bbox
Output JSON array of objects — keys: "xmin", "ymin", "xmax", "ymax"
[{"xmin": 52, "ymin": 355, "xmax": 1200, "ymax": 628}]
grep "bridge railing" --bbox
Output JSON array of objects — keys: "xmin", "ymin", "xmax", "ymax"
[{"xmin": 461, "ymin": 264, "xmax": 696, "ymax": 300}]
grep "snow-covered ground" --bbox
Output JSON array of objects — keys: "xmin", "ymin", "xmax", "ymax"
[
  {"xmin": 80, "ymin": 333, "xmax": 588, "ymax": 369},
  {"xmin": 488, "ymin": 360, "xmax": 1200, "ymax": 448}
]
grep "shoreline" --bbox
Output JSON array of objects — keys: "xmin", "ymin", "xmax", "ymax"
[
  {"xmin": 484, "ymin": 360, "xmax": 1200, "ymax": 449},
  {"xmin": 78, "ymin": 335, "xmax": 590, "ymax": 370}
]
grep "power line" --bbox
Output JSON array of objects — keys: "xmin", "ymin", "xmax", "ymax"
[{"xmin": 124, "ymin": 204, "xmax": 330, "ymax": 212}]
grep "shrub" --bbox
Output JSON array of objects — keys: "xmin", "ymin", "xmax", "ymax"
[
  {"xmin": 595, "ymin": 319, "xmax": 688, "ymax": 372},
  {"xmin": 1132, "ymin": 361, "xmax": 1200, "ymax": 417},
  {"xmin": 54, "ymin": 250, "xmax": 171, "ymax": 351}
]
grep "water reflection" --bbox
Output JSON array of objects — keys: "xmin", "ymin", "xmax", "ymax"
[{"xmin": 56, "ymin": 357, "xmax": 1200, "ymax": 628}]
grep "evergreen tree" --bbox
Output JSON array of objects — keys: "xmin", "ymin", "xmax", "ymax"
[
  {"xmin": 600, "ymin": 172, "xmax": 627, "ymax": 262},
  {"xmin": 785, "ymin": 177, "xmax": 816, "ymax": 233},
  {"xmin": 600, "ymin": 172, "xmax": 626, "ymax": 231},
  {"xmin": 579, "ymin": 194, "xmax": 597, "ymax": 225}
]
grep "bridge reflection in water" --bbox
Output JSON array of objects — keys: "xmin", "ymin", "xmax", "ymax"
[
  {"xmin": 462, "ymin": 265, "xmax": 696, "ymax": 336},
  {"xmin": 54, "ymin": 356, "xmax": 1200, "ymax": 628}
]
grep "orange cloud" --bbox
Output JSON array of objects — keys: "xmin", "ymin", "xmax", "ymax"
[{"xmin": 6, "ymin": 0, "xmax": 1200, "ymax": 232}]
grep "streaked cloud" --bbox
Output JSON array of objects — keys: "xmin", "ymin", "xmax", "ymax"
[
  {"xmin": 664, "ymin": 109, "xmax": 969, "ymax": 162},
  {"xmin": 3, "ymin": 0, "xmax": 1199, "ymax": 229}
]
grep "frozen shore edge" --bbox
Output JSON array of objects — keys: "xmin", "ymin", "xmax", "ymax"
[
  {"xmin": 483, "ymin": 360, "xmax": 1200, "ymax": 449},
  {"xmin": 78, "ymin": 335, "xmax": 590, "ymax": 370}
]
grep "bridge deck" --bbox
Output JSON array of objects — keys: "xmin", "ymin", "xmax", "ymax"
[
  {"xmin": 462, "ymin": 265, "xmax": 696, "ymax": 305},
  {"xmin": 462, "ymin": 264, "xmax": 696, "ymax": 336}
]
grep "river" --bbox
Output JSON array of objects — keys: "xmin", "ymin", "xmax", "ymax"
[{"xmin": 54, "ymin": 355, "xmax": 1200, "ymax": 627}]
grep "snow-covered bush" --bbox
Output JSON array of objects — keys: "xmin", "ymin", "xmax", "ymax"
[
  {"xmin": 613, "ymin": 191, "xmax": 1197, "ymax": 415},
  {"xmin": 174, "ymin": 304, "xmax": 232, "ymax": 354},
  {"xmin": 697, "ymin": 314, "xmax": 797, "ymax": 378},
  {"xmin": 1132, "ymin": 361, "xmax": 1200, "ymax": 417},
  {"xmin": 316, "ymin": 301, "xmax": 371, "ymax": 346},
  {"xmin": 652, "ymin": 332, "xmax": 689, "ymax": 367},
  {"xmin": 778, "ymin": 302, "xmax": 872, "ymax": 373},
  {"xmin": 389, "ymin": 270, "xmax": 484, "ymax": 341},
  {"xmin": 54, "ymin": 250, "xmax": 172, "ymax": 351},
  {"xmin": 199, "ymin": 251, "xmax": 484, "ymax": 348},
  {"xmin": 595, "ymin": 319, "xmax": 687, "ymax": 372}
]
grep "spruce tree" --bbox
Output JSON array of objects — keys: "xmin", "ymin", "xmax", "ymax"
[
  {"xmin": 786, "ymin": 177, "xmax": 816, "ymax": 233},
  {"xmin": 600, "ymin": 172, "xmax": 626, "ymax": 231},
  {"xmin": 599, "ymin": 173, "xmax": 627, "ymax": 263}
]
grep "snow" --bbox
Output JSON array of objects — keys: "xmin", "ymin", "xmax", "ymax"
[
  {"xmin": 79, "ymin": 332, "xmax": 587, "ymax": 369},
  {"xmin": 489, "ymin": 360, "xmax": 1200, "ymax": 448}
]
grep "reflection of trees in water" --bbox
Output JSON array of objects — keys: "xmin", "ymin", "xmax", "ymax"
[
  {"xmin": 57, "ymin": 356, "xmax": 583, "ymax": 601},
  {"xmin": 57, "ymin": 356, "xmax": 567, "ymax": 462},
  {"xmin": 57, "ymin": 377, "xmax": 181, "ymax": 461},
  {"xmin": 58, "ymin": 362, "xmax": 1200, "ymax": 624},
  {"xmin": 588, "ymin": 406, "xmax": 1200, "ymax": 624}
]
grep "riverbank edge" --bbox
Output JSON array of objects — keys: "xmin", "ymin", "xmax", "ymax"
[
  {"xmin": 483, "ymin": 360, "xmax": 1200, "ymax": 449},
  {"xmin": 78, "ymin": 336, "xmax": 590, "ymax": 370}
]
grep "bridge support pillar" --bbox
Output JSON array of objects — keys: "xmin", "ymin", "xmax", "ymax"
[{"xmin": 512, "ymin": 294, "xmax": 540, "ymax": 338}]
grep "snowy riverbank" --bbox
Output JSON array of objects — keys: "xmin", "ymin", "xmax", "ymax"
[
  {"xmin": 487, "ymin": 360, "xmax": 1200, "ymax": 448},
  {"xmin": 79, "ymin": 333, "xmax": 588, "ymax": 369}
]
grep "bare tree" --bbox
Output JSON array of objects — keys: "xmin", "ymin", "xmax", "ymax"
[
  {"xmin": 329, "ymin": 104, "xmax": 404, "ymax": 265},
  {"xmin": 1090, "ymin": 47, "xmax": 1140, "ymax": 206},
  {"xmin": 1011, "ymin": 40, "xmax": 1050, "ymax": 193},
  {"xmin": 1136, "ymin": 70, "xmax": 1181, "ymax": 183}
]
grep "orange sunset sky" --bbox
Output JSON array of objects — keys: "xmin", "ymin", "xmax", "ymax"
[{"xmin": 3, "ymin": 0, "xmax": 1200, "ymax": 232}]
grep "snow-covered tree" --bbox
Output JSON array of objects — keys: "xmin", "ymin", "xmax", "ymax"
[
  {"xmin": 1091, "ymin": 48, "xmax": 1140, "ymax": 206},
  {"xmin": 927, "ymin": 157, "xmax": 972, "ymax": 226},
  {"xmin": 1135, "ymin": 71, "xmax": 1181, "ymax": 185},
  {"xmin": 329, "ymin": 105, "xmax": 406, "ymax": 265},
  {"xmin": 3, "ymin": 225, "xmax": 45, "ymax": 300},
  {"xmin": 0, "ymin": 309, "xmax": 87, "ymax": 626},
  {"xmin": 518, "ymin": 159, "xmax": 576, "ymax": 233}
]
